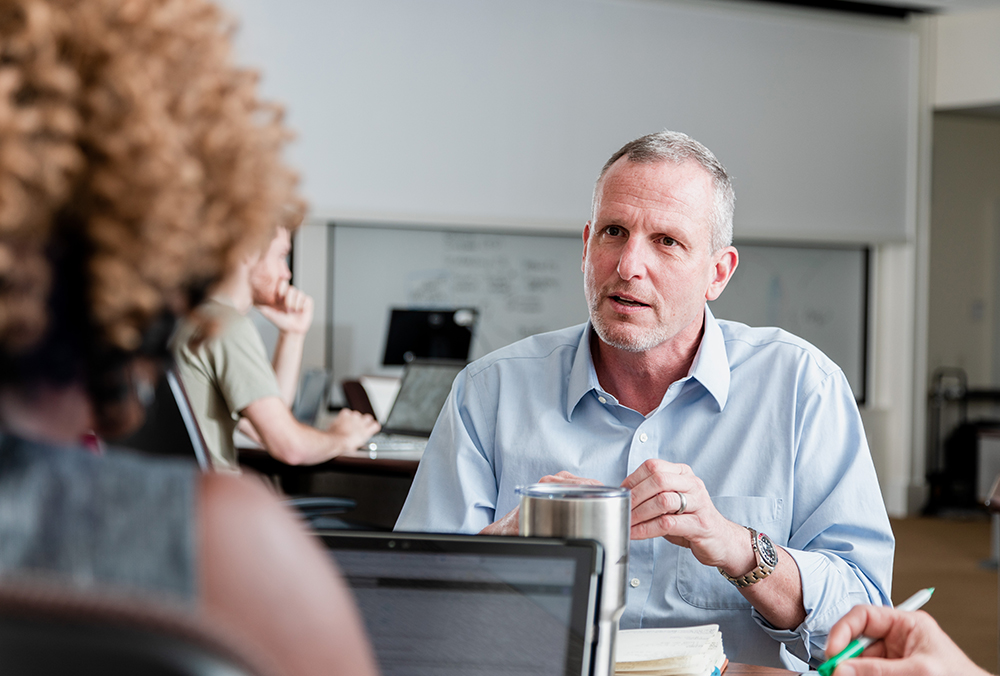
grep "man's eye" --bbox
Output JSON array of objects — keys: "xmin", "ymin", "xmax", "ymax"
[
  {"xmin": 659, "ymin": 236, "xmax": 677, "ymax": 246},
  {"xmin": 605, "ymin": 226, "xmax": 624, "ymax": 237}
]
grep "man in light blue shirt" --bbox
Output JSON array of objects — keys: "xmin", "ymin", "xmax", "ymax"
[{"xmin": 395, "ymin": 131, "xmax": 893, "ymax": 670}]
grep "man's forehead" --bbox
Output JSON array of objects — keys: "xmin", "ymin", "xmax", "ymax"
[
  {"xmin": 271, "ymin": 227, "xmax": 291, "ymax": 251},
  {"xmin": 596, "ymin": 157, "xmax": 714, "ymax": 217}
]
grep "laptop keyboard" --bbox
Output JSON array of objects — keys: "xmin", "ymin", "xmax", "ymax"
[{"xmin": 364, "ymin": 433, "xmax": 426, "ymax": 454}]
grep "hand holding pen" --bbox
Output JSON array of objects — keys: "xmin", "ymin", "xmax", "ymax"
[{"xmin": 819, "ymin": 588, "xmax": 991, "ymax": 676}]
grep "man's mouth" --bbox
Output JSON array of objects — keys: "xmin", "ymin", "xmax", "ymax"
[{"xmin": 610, "ymin": 295, "xmax": 650, "ymax": 308}]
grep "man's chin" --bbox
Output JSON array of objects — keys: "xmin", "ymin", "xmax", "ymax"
[
  {"xmin": 251, "ymin": 292, "xmax": 277, "ymax": 308},
  {"xmin": 591, "ymin": 318, "xmax": 664, "ymax": 354}
]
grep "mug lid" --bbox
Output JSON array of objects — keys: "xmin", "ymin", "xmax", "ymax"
[{"xmin": 515, "ymin": 483, "xmax": 629, "ymax": 499}]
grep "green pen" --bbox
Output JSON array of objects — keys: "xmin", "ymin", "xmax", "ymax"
[{"xmin": 817, "ymin": 587, "xmax": 935, "ymax": 676}]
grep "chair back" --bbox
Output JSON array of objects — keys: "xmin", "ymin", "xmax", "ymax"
[
  {"xmin": 0, "ymin": 579, "xmax": 273, "ymax": 676},
  {"xmin": 341, "ymin": 380, "xmax": 376, "ymax": 418},
  {"xmin": 118, "ymin": 367, "xmax": 211, "ymax": 471},
  {"xmin": 122, "ymin": 365, "xmax": 358, "ymax": 527}
]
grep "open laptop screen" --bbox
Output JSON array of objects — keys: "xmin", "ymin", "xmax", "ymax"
[
  {"xmin": 320, "ymin": 532, "xmax": 601, "ymax": 676},
  {"xmin": 382, "ymin": 360, "xmax": 465, "ymax": 437}
]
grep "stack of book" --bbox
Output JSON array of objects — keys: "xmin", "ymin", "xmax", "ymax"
[{"xmin": 615, "ymin": 624, "xmax": 727, "ymax": 676}]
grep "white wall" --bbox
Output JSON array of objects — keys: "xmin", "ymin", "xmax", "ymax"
[
  {"xmin": 864, "ymin": 243, "xmax": 921, "ymax": 516},
  {"xmin": 292, "ymin": 222, "xmax": 330, "ymax": 372},
  {"xmin": 934, "ymin": 6, "xmax": 1000, "ymax": 109},
  {"xmin": 224, "ymin": 0, "xmax": 918, "ymax": 243}
]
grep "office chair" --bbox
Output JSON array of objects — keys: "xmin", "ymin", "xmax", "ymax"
[
  {"xmin": 118, "ymin": 367, "xmax": 212, "ymax": 470},
  {"xmin": 118, "ymin": 365, "xmax": 356, "ymax": 527},
  {"xmin": 0, "ymin": 578, "xmax": 273, "ymax": 676},
  {"xmin": 341, "ymin": 379, "xmax": 377, "ymax": 418}
]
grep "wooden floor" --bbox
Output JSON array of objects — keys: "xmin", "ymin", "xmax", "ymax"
[{"xmin": 891, "ymin": 516, "xmax": 998, "ymax": 673}]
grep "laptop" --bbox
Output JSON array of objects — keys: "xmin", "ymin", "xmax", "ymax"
[
  {"xmin": 320, "ymin": 531, "xmax": 602, "ymax": 676},
  {"xmin": 362, "ymin": 359, "xmax": 465, "ymax": 458},
  {"xmin": 292, "ymin": 368, "xmax": 329, "ymax": 425}
]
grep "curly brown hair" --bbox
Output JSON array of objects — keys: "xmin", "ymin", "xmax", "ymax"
[{"xmin": 0, "ymin": 0, "xmax": 302, "ymax": 417}]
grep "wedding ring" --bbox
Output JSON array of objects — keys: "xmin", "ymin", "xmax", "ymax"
[{"xmin": 675, "ymin": 491, "xmax": 687, "ymax": 515}]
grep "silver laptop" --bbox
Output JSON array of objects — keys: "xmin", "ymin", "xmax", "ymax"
[
  {"xmin": 320, "ymin": 531, "xmax": 602, "ymax": 676},
  {"xmin": 362, "ymin": 359, "xmax": 465, "ymax": 458},
  {"xmin": 292, "ymin": 368, "xmax": 329, "ymax": 425}
]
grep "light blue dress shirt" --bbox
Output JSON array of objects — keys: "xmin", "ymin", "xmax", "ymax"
[{"xmin": 395, "ymin": 307, "xmax": 894, "ymax": 670}]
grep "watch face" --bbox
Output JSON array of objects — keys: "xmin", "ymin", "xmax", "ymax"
[{"xmin": 757, "ymin": 532, "xmax": 778, "ymax": 568}]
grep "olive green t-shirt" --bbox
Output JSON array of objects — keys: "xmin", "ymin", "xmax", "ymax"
[{"xmin": 172, "ymin": 298, "xmax": 281, "ymax": 473}]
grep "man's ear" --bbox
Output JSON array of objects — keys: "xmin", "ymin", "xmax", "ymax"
[
  {"xmin": 581, "ymin": 222, "xmax": 592, "ymax": 273},
  {"xmin": 705, "ymin": 246, "xmax": 738, "ymax": 302},
  {"xmin": 243, "ymin": 248, "xmax": 262, "ymax": 269}
]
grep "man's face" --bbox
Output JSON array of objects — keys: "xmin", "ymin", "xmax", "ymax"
[
  {"xmin": 249, "ymin": 228, "xmax": 292, "ymax": 307},
  {"xmin": 582, "ymin": 158, "xmax": 736, "ymax": 355}
]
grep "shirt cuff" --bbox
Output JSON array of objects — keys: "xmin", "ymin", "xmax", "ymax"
[
  {"xmin": 762, "ymin": 547, "xmax": 874, "ymax": 665},
  {"xmin": 749, "ymin": 607, "xmax": 812, "ymax": 665}
]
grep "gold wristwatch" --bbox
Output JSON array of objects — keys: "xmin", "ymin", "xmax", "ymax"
[{"xmin": 718, "ymin": 527, "xmax": 777, "ymax": 588}]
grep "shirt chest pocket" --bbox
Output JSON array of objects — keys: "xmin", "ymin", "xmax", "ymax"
[{"xmin": 675, "ymin": 496, "xmax": 783, "ymax": 610}]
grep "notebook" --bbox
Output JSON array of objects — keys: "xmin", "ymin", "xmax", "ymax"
[
  {"xmin": 361, "ymin": 359, "xmax": 465, "ymax": 458},
  {"xmin": 320, "ymin": 531, "xmax": 603, "ymax": 676},
  {"xmin": 615, "ymin": 625, "xmax": 727, "ymax": 676}
]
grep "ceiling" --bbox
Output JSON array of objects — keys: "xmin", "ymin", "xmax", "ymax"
[{"xmin": 744, "ymin": 0, "xmax": 1000, "ymax": 16}]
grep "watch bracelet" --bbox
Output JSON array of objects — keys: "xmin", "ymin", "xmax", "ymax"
[{"xmin": 717, "ymin": 526, "xmax": 775, "ymax": 588}]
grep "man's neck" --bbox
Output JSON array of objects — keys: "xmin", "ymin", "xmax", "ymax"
[
  {"xmin": 210, "ymin": 266, "xmax": 254, "ymax": 314},
  {"xmin": 590, "ymin": 320, "xmax": 704, "ymax": 416}
]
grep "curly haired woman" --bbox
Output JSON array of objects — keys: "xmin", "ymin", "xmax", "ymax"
[{"xmin": 0, "ymin": 0, "xmax": 377, "ymax": 673}]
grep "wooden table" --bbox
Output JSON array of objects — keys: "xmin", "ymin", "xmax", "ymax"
[
  {"xmin": 239, "ymin": 447, "xmax": 419, "ymax": 479},
  {"xmin": 239, "ymin": 448, "xmax": 418, "ymax": 530}
]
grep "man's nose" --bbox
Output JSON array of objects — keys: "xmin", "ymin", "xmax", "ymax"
[{"xmin": 616, "ymin": 239, "xmax": 649, "ymax": 280}]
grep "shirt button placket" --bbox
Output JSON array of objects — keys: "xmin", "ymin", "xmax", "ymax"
[
  {"xmin": 627, "ymin": 426, "xmax": 655, "ymax": 481},
  {"xmin": 622, "ymin": 538, "xmax": 655, "ymax": 626}
]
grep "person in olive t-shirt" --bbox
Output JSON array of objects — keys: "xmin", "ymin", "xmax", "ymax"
[{"xmin": 175, "ymin": 227, "xmax": 379, "ymax": 472}]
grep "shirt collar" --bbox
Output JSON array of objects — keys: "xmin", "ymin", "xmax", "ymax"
[
  {"xmin": 566, "ymin": 307, "xmax": 731, "ymax": 418},
  {"xmin": 566, "ymin": 323, "xmax": 601, "ymax": 420},
  {"xmin": 689, "ymin": 305, "xmax": 730, "ymax": 411},
  {"xmin": 207, "ymin": 294, "xmax": 238, "ymax": 310}
]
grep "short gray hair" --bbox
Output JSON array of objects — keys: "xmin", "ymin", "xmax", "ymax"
[{"xmin": 591, "ymin": 130, "xmax": 735, "ymax": 251}]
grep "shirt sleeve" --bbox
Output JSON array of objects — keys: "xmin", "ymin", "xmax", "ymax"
[
  {"xmin": 753, "ymin": 369, "xmax": 894, "ymax": 665},
  {"xmin": 204, "ymin": 313, "xmax": 283, "ymax": 418},
  {"xmin": 395, "ymin": 367, "xmax": 500, "ymax": 533}
]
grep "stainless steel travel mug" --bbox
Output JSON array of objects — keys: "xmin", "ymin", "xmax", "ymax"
[{"xmin": 517, "ymin": 484, "xmax": 630, "ymax": 676}]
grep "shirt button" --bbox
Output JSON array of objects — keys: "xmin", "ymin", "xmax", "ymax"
[
  {"xmin": 630, "ymin": 578, "xmax": 640, "ymax": 588},
  {"xmin": 598, "ymin": 396, "xmax": 607, "ymax": 404},
  {"xmin": 639, "ymin": 433, "xmax": 648, "ymax": 443}
]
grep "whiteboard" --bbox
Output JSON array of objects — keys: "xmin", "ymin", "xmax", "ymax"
[
  {"xmin": 222, "ymin": 0, "xmax": 918, "ymax": 243},
  {"xmin": 328, "ymin": 223, "xmax": 589, "ymax": 385},
  {"xmin": 709, "ymin": 243, "xmax": 869, "ymax": 401},
  {"xmin": 327, "ymin": 224, "xmax": 868, "ymax": 401}
]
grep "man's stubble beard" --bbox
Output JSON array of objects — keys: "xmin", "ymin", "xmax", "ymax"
[
  {"xmin": 248, "ymin": 269, "xmax": 279, "ymax": 308},
  {"xmin": 586, "ymin": 286, "xmax": 673, "ymax": 354}
]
